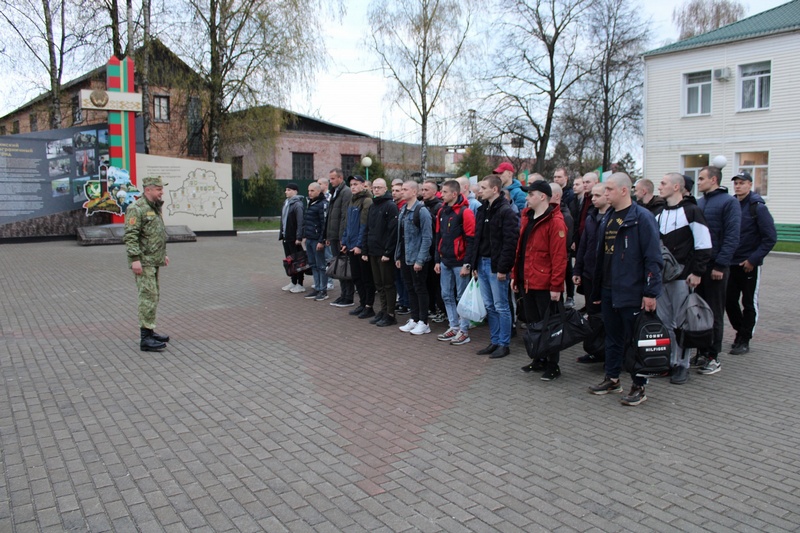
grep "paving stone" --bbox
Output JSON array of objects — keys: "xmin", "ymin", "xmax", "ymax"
[{"xmin": 1, "ymin": 238, "xmax": 799, "ymax": 532}]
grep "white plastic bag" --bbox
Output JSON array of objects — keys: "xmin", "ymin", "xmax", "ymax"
[{"xmin": 457, "ymin": 278, "xmax": 486, "ymax": 323}]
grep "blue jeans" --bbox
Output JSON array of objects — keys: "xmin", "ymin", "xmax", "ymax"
[
  {"xmin": 305, "ymin": 240, "xmax": 328, "ymax": 291},
  {"xmin": 478, "ymin": 257, "xmax": 511, "ymax": 347},
  {"xmin": 440, "ymin": 264, "xmax": 470, "ymax": 331}
]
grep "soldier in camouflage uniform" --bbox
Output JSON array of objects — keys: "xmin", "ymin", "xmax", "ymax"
[{"xmin": 124, "ymin": 176, "xmax": 170, "ymax": 351}]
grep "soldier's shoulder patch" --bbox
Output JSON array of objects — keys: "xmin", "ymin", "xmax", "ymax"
[
  {"xmin": 146, "ymin": 211, "xmax": 155, "ymax": 216},
  {"xmin": 128, "ymin": 216, "xmax": 137, "ymax": 226},
  {"xmin": 558, "ymin": 230, "xmax": 565, "ymax": 238}
]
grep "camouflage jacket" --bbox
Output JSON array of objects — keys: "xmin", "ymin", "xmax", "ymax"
[{"xmin": 124, "ymin": 196, "xmax": 167, "ymax": 267}]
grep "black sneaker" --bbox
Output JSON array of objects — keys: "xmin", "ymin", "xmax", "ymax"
[
  {"xmin": 589, "ymin": 377, "xmax": 622, "ymax": 395},
  {"xmin": 670, "ymin": 365, "xmax": 689, "ymax": 385},
  {"xmin": 358, "ymin": 307, "xmax": 375, "ymax": 319},
  {"xmin": 330, "ymin": 296, "xmax": 345, "ymax": 307},
  {"xmin": 576, "ymin": 353, "xmax": 604, "ymax": 364},
  {"xmin": 396, "ymin": 305, "xmax": 411, "ymax": 315},
  {"xmin": 540, "ymin": 367, "xmax": 561, "ymax": 381},
  {"xmin": 621, "ymin": 386, "xmax": 647, "ymax": 406},
  {"xmin": 521, "ymin": 359, "xmax": 545, "ymax": 373},
  {"xmin": 339, "ymin": 300, "xmax": 355, "ymax": 308},
  {"xmin": 304, "ymin": 290, "xmax": 320, "ymax": 299},
  {"xmin": 729, "ymin": 342, "xmax": 750, "ymax": 355},
  {"xmin": 690, "ymin": 353, "xmax": 708, "ymax": 368},
  {"xmin": 314, "ymin": 291, "xmax": 330, "ymax": 301},
  {"xmin": 376, "ymin": 315, "xmax": 397, "ymax": 327},
  {"xmin": 349, "ymin": 305, "xmax": 366, "ymax": 315},
  {"xmin": 369, "ymin": 311, "xmax": 386, "ymax": 324},
  {"xmin": 489, "ymin": 346, "xmax": 510, "ymax": 359}
]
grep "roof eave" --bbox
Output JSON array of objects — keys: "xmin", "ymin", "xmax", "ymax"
[{"xmin": 643, "ymin": 26, "xmax": 800, "ymax": 59}]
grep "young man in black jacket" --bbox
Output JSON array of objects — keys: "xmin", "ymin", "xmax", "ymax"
[
  {"xmin": 362, "ymin": 179, "xmax": 400, "ymax": 327},
  {"xmin": 469, "ymin": 175, "xmax": 520, "ymax": 358},
  {"xmin": 302, "ymin": 182, "xmax": 330, "ymax": 301}
]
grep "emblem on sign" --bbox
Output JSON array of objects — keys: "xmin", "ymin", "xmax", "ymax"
[{"xmin": 89, "ymin": 89, "xmax": 109, "ymax": 108}]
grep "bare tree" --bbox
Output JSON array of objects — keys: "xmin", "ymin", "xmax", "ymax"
[
  {"xmin": 173, "ymin": 0, "xmax": 334, "ymax": 162},
  {"xmin": 487, "ymin": 0, "xmax": 593, "ymax": 173},
  {"xmin": 0, "ymin": 0, "xmax": 97, "ymax": 128},
  {"xmin": 586, "ymin": 0, "xmax": 649, "ymax": 172},
  {"xmin": 672, "ymin": 0, "xmax": 745, "ymax": 40},
  {"xmin": 366, "ymin": 0, "xmax": 473, "ymax": 180}
]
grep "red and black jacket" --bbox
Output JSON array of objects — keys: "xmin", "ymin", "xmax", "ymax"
[{"xmin": 434, "ymin": 195, "xmax": 476, "ymax": 268}]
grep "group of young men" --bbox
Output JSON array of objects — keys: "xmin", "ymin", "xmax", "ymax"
[{"xmin": 277, "ymin": 161, "xmax": 776, "ymax": 406}]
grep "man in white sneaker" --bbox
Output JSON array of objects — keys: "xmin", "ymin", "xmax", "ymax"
[
  {"xmin": 395, "ymin": 181, "xmax": 433, "ymax": 335},
  {"xmin": 279, "ymin": 182, "xmax": 306, "ymax": 293},
  {"xmin": 434, "ymin": 180, "xmax": 476, "ymax": 345}
]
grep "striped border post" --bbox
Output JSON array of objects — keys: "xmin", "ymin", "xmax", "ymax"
[{"xmin": 107, "ymin": 56, "xmax": 138, "ymax": 223}]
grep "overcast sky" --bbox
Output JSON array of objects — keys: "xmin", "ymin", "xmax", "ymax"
[{"xmin": 0, "ymin": 0, "xmax": 788, "ymax": 148}]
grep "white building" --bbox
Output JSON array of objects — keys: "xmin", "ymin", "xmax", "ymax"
[{"xmin": 642, "ymin": 0, "xmax": 800, "ymax": 226}]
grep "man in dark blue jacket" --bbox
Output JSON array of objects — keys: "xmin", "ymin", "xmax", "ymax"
[
  {"xmin": 696, "ymin": 166, "xmax": 741, "ymax": 375},
  {"xmin": 302, "ymin": 183, "xmax": 329, "ymax": 301},
  {"xmin": 589, "ymin": 173, "xmax": 663, "ymax": 406},
  {"xmin": 726, "ymin": 172, "xmax": 776, "ymax": 355},
  {"xmin": 362, "ymin": 179, "xmax": 399, "ymax": 327}
]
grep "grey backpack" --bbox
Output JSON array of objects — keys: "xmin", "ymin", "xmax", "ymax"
[
  {"xmin": 675, "ymin": 290, "xmax": 714, "ymax": 348},
  {"xmin": 660, "ymin": 241, "xmax": 684, "ymax": 282}
]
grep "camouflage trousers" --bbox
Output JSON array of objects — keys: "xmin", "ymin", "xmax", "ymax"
[{"xmin": 135, "ymin": 266, "xmax": 160, "ymax": 329}]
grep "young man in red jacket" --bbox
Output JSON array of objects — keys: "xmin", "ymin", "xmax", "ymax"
[
  {"xmin": 512, "ymin": 180, "xmax": 568, "ymax": 381},
  {"xmin": 434, "ymin": 180, "xmax": 476, "ymax": 345}
]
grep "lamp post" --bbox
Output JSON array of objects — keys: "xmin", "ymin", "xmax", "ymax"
[{"xmin": 361, "ymin": 156, "xmax": 372, "ymax": 183}]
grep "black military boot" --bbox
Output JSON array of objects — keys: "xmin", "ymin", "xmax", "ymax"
[
  {"xmin": 140, "ymin": 328, "xmax": 167, "ymax": 351},
  {"xmin": 151, "ymin": 331, "xmax": 170, "ymax": 343}
]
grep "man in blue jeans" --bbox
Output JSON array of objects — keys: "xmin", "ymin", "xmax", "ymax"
[
  {"xmin": 469, "ymin": 175, "xmax": 520, "ymax": 358},
  {"xmin": 434, "ymin": 180, "xmax": 476, "ymax": 346},
  {"xmin": 588, "ymin": 173, "xmax": 663, "ymax": 406}
]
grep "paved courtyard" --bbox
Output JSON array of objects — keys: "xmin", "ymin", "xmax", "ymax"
[{"xmin": 1, "ymin": 233, "xmax": 799, "ymax": 532}]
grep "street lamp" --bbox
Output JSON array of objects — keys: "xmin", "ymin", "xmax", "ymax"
[{"xmin": 361, "ymin": 156, "xmax": 372, "ymax": 182}]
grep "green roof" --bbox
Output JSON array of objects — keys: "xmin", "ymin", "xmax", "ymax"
[{"xmin": 644, "ymin": 0, "xmax": 800, "ymax": 57}]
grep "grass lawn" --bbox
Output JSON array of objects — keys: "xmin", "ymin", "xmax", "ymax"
[
  {"xmin": 234, "ymin": 219, "xmax": 280, "ymax": 231},
  {"xmin": 774, "ymin": 241, "xmax": 800, "ymax": 253}
]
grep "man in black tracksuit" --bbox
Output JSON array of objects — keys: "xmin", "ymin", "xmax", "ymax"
[
  {"xmin": 362, "ymin": 178, "xmax": 400, "ymax": 327},
  {"xmin": 726, "ymin": 172, "xmax": 776, "ymax": 355}
]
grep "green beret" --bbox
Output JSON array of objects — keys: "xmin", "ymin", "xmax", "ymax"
[{"xmin": 142, "ymin": 176, "xmax": 167, "ymax": 187}]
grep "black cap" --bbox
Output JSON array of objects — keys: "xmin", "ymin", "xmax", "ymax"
[
  {"xmin": 521, "ymin": 180, "xmax": 552, "ymax": 197},
  {"xmin": 348, "ymin": 175, "xmax": 366, "ymax": 183},
  {"xmin": 732, "ymin": 171, "xmax": 753, "ymax": 182},
  {"xmin": 683, "ymin": 175, "xmax": 694, "ymax": 192},
  {"xmin": 286, "ymin": 182, "xmax": 299, "ymax": 191}
]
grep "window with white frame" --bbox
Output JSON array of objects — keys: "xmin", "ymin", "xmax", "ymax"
[
  {"xmin": 740, "ymin": 61, "xmax": 770, "ymax": 110},
  {"xmin": 681, "ymin": 154, "xmax": 709, "ymax": 196},
  {"xmin": 685, "ymin": 71, "xmax": 712, "ymax": 115},
  {"xmin": 736, "ymin": 151, "xmax": 769, "ymax": 196},
  {"xmin": 154, "ymin": 95, "xmax": 170, "ymax": 122}
]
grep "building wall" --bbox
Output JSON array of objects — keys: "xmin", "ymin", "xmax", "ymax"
[{"xmin": 643, "ymin": 31, "xmax": 800, "ymax": 224}]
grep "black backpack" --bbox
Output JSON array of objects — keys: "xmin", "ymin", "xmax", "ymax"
[{"xmin": 623, "ymin": 311, "xmax": 671, "ymax": 377}]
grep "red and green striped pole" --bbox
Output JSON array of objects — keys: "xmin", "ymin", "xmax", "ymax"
[{"xmin": 107, "ymin": 56, "xmax": 137, "ymax": 222}]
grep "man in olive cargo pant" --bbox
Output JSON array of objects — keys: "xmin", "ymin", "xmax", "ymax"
[{"xmin": 124, "ymin": 176, "xmax": 170, "ymax": 351}]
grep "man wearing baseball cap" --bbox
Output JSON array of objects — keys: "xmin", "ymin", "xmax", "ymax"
[
  {"xmin": 123, "ymin": 176, "xmax": 171, "ymax": 351},
  {"xmin": 726, "ymin": 171, "xmax": 776, "ymax": 355},
  {"xmin": 494, "ymin": 161, "xmax": 527, "ymax": 212}
]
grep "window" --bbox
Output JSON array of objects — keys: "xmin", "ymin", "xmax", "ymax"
[
  {"xmin": 154, "ymin": 95, "xmax": 170, "ymax": 122},
  {"xmin": 72, "ymin": 94, "xmax": 83, "ymax": 125},
  {"xmin": 187, "ymin": 96, "xmax": 203, "ymax": 156},
  {"xmin": 681, "ymin": 154, "xmax": 709, "ymax": 196},
  {"xmin": 11, "ymin": 120, "xmax": 20, "ymax": 134},
  {"xmin": 292, "ymin": 153, "xmax": 314, "ymax": 181},
  {"xmin": 736, "ymin": 151, "xmax": 769, "ymax": 196},
  {"xmin": 0, "ymin": 125, "xmax": 6, "ymax": 136},
  {"xmin": 231, "ymin": 155, "xmax": 243, "ymax": 181},
  {"xmin": 685, "ymin": 71, "xmax": 711, "ymax": 115},
  {"xmin": 740, "ymin": 61, "xmax": 770, "ymax": 110},
  {"xmin": 29, "ymin": 113, "xmax": 38, "ymax": 132},
  {"xmin": 341, "ymin": 155, "xmax": 359, "ymax": 177}
]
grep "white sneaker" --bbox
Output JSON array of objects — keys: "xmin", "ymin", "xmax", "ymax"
[
  {"xmin": 410, "ymin": 322, "xmax": 431, "ymax": 335},
  {"xmin": 282, "ymin": 283, "xmax": 296, "ymax": 291},
  {"xmin": 399, "ymin": 319, "xmax": 417, "ymax": 332},
  {"xmin": 327, "ymin": 280, "xmax": 335, "ymax": 290},
  {"xmin": 289, "ymin": 285, "xmax": 306, "ymax": 293}
]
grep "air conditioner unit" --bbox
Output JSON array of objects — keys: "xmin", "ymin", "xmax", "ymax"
[{"xmin": 713, "ymin": 67, "xmax": 731, "ymax": 81}]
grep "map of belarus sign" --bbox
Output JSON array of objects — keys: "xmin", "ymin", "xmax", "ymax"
[
  {"xmin": 167, "ymin": 168, "xmax": 229, "ymax": 218},
  {"xmin": 136, "ymin": 153, "xmax": 232, "ymax": 232}
]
